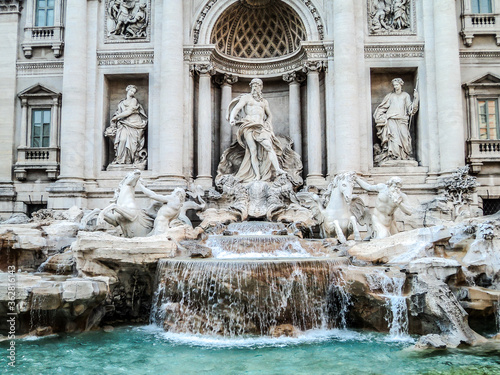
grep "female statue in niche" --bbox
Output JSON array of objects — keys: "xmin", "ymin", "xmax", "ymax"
[
  {"xmin": 373, "ymin": 78, "xmax": 418, "ymax": 165},
  {"xmin": 105, "ymin": 85, "xmax": 148, "ymax": 168}
]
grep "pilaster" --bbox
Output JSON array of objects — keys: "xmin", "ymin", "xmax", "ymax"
[{"xmin": 0, "ymin": 1, "xmax": 21, "ymax": 215}]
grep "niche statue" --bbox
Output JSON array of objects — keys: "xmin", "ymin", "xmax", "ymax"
[
  {"xmin": 105, "ymin": 85, "xmax": 148, "ymax": 169},
  {"xmin": 373, "ymin": 78, "xmax": 418, "ymax": 165},
  {"xmin": 216, "ymin": 78, "xmax": 302, "ymax": 186}
]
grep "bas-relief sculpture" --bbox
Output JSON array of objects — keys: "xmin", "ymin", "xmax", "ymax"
[
  {"xmin": 107, "ymin": 0, "xmax": 149, "ymax": 40},
  {"xmin": 104, "ymin": 85, "xmax": 148, "ymax": 169},
  {"xmin": 369, "ymin": 0, "xmax": 411, "ymax": 34},
  {"xmin": 373, "ymin": 78, "xmax": 419, "ymax": 166}
]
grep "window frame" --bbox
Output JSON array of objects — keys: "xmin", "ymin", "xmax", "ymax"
[
  {"xmin": 472, "ymin": 0, "xmax": 493, "ymax": 13},
  {"xmin": 35, "ymin": 0, "xmax": 55, "ymax": 27},
  {"xmin": 30, "ymin": 108, "xmax": 51, "ymax": 148}
]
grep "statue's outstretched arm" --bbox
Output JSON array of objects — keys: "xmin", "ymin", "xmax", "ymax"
[
  {"xmin": 137, "ymin": 181, "xmax": 168, "ymax": 203},
  {"xmin": 355, "ymin": 176, "xmax": 379, "ymax": 192}
]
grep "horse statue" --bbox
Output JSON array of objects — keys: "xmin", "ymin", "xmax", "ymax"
[
  {"xmin": 298, "ymin": 172, "xmax": 367, "ymax": 243},
  {"xmin": 97, "ymin": 170, "xmax": 154, "ymax": 237}
]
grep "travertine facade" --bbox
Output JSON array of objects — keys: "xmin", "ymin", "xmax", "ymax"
[{"xmin": 1, "ymin": 0, "xmax": 500, "ymax": 219}]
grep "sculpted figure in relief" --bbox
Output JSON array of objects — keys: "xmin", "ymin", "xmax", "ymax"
[
  {"xmin": 105, "ymin": 85, "xmax": 148, "ymax": 168},
  {"xmin": 355, "ymin": 176, "xmax": 413, "ymax": 239},
  {"xmin": 370, "ymin": 0, "xmax": 410, "ymax": 33},
  {"xmin": 108, "ymin": 0, "xmax": 148, "ymax": 39},
  {"xmin": 373, "ymin": 78, "xmax": 418, "ymax": 164},
  {"xmin": 216, "ymin": 78, "xmax": 302, "ymax": 186}
]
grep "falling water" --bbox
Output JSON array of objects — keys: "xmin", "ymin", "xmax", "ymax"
[
  {"xmin": 150, "ymin": 259, "xmax": 351, "ymax": 337},
  {"xmin": 495, "ymin": 298, "xmax": 500, "ymax": 334},
  {"xmin": 225, "ymin": 222, "xmax": 287, "ymax": 235},
  {"xmin": 367, "ymin": 271, "xmax": 409, "ymax": 340},
  {"xmin": 206, "ymin": 235, "xmax": 318, "ymax": 258}
]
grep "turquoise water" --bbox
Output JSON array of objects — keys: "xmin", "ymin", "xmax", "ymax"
[{"xmin": 2, "ymin": 326, "xmax": 500, "ymax": 375}]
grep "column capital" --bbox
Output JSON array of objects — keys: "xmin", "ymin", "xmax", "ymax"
[
  {"xmin": 191, "ymin": 63, "xmax": 216, "ymax": 76},
  {"xmin": 214, "ymin": 74, "xmax": 238, "ymax": 87},
  {"xmin": 283, "ymin": 71, "xmax": 306, "ymax": 84},
  {"xmin": 302, "ymin": 60, "xmax": 327, "ymax": 74}
]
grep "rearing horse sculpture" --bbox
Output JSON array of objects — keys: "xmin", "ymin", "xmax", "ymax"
[
  {"xmin": 97, "ymin": 170, "xmax": 154, "ymax": 237},
  {"xmin": 298, "ymin": 172, "xmax": 366, "ymax": 243}
]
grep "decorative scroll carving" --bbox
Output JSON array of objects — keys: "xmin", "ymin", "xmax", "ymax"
[
  {"xmin": 105, "ymin": 0, "xmax": 151, "ymax": 43},
  {"xmin": 282, "ymin": 71, "xmax": 306, "ymax": 84},
  {"xmin": 192, "ymin": 63, "xmax": 216, "ymax": 76},
  {"xmin": 368, "ymin": 0, "xmax": 415, "ymax": 35},
  {"xmin": 214, "ymin": 74, "xmax": 238, "ymax": 86},
  {"xmin": 0, "ymin": 0, "xmax": 21, "ymax": 13},
  {"xmin": 302, "ymin": 60, "xmax": 327, "ymax": 73}
]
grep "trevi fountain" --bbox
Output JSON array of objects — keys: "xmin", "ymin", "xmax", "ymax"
[
  {"xmin": 2, "ymin": 0, "xmax": 500, "ymax": 372},
  {"xmin": 1, "ymin": 78, "xmax": 500, "ymax": 374}
]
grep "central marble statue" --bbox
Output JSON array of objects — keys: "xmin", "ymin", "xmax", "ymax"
[{"xmin": 216, "ymin": 78, "xmax": 302, "ymax": 186}]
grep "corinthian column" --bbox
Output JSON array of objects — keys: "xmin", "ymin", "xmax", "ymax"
[
  {"xmin": 304, "ymin": 61, "xmax": 325, "ymax": 186},
  {"xmin": 215, "ymin": 74, "xmax": 238, "ymax": 155},
  {"xmin": 158, "ymin": 0, "xmax": 185, "ymax": 181},
  {"xmin": 58, "ymin": 0, "xmax": 88, "ymax": 182},
  {"xmin": 195, "ymin": 64, "xmax": 216, "ymax": 188},
  {"xmin": 333, "ymin": 0, "xmax": 360, "ymax": 173},
  {"xmin": 283, "ymin": 71, "xmax": 305, "ymax": 156},
  {"xmin": 433, "ymin": 0, "xmax": 465, "ymax": 172}
]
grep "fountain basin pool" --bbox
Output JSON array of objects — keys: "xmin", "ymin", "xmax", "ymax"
[{"xmin": 4, "ymin": 326, "xmax": 500, "ymax": 374}]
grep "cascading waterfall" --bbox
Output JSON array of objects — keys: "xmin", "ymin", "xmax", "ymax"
[
  {"xmin": 150, "ymin": 259, "xmax": 351, "ymax": 337},
  {"xmin": 206, "ymin": 235, "xmax": 315, "ymax": 258},
  {"xmin": 225, "ymin": 222, "xmax": 286, "ymax": 235},
  {"xmin": 495, "ymin": 298, "xmax": 500, "ymax": 334},
  {"xmin": 367, "ymin": 271, "xmax": 409, "ymax": 339}
]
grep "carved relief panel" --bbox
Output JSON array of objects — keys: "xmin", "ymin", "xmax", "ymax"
[
  {"xmin": 367, "ymin": 0, "xmax": 416, "ymax": 35},
  {"xmin": 105, "ymin": 0, "xmax": 151, "ymax": 43}
]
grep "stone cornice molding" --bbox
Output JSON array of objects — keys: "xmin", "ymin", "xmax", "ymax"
[
  {"xmin": 459, "ymin": 50, "xmax": 500, "ymax": 59},
  {"xmin": 96, "ymin": 50, "xmax": 154, "ymax": 66},
  {"xmin": 16, "ymin": 61, "xmax": 64, "ymax": 76},
  {"xmin": 364, "ymin": 43, "xmax": 424, "ymax": 59},
  {"xmin": 185, "ymin": 42, "xmax": 327, "ymax": 78},
  {"xmin": 214, "ymin": 73, "xmax": 238, "ymax": 86},
  {"xmin": 0, "ymin": 0, "xmax": 22, "ymax": 13}
]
